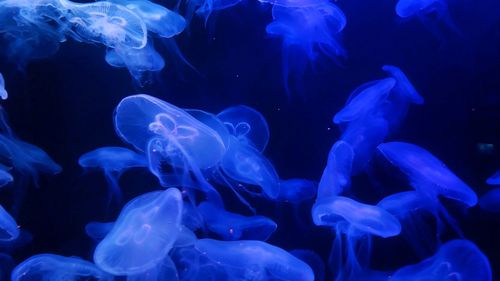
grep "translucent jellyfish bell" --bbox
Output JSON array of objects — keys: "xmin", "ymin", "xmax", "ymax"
[
  {"xmin": 391, "ymin": 240, "xmax": 492, "ymax": 281},
  {"xmin": 382, "ymin": 65, "xmax": 424, "ymax": 105},
  {"xmin": 277, "ymin": 178, "xmax": 316, "ymax": 203},
  {"xmin": 114, "ymin": 94, "xmax": 226, "ymax": 169},
  {"xmin": 0, "ymin": 73, "xmax": 7, "ymax": 100},
  {"xmin": 195, "ymin": 239, "xmax": 315, "ymax": 281},
  {"xmin": 395, "ymin": 0, "xmax": 446, "ymax": 18},
  {"xmin": 0, "ymin": 205, "xmax": 19, "ymax": 242},
  {"xmin": 317, "ymin": 140, "xmax": 354, "ymax": 198},
  {"xmin": 217, "ymin": 105, "xmax": 270, "ymax": 152},
  {"xmin": 63, "ymin": 0, "xmax": 148, "ymax": 49},
  {"xmin": 94, "ymin": 188, "xmax": 183, "ymax": 275},
  {"xmin": 12, "ymin": 254, "xmax": 112, "ymax": 281},
  {"xmin": 378, "ymin": 142, "xmax": 478, "ymax": 207},
  {"xmin": 486, "ymin": 170, "xmax": 500, "ymax": 185}
]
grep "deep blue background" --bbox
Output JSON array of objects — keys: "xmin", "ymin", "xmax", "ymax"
[{"xmin": 0, "ymin": 0, "xmax": 499, "ymax": 279}]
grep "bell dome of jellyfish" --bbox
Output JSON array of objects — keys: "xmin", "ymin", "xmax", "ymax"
[{"xmin": 0, "ymin": 0, "xmax": 498, "ymax": 280}]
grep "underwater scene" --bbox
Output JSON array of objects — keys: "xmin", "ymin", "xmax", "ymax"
[{"xmin": 0, "ymin": 0, "xmax": 499, "ymax": 280}]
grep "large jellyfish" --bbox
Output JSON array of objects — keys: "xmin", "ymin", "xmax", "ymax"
[
  {"xmin": 198, "ymin": 201, "xmax": 277, "ymax": 241},
  {"xmin": 114, "ymin": 94, "xmax": 225, "ymax": 203},
  {"xmin": 377, "ymin": 142, "xmax": 478, "ymax": 206},
  {"xmin": 390, "ymin": 240, "xmax": 492, "ymax": 281},
  {"xmin": 312, "ymin": 196, "xmax": 401, "ymax": 280},
  {"xmin": 62, "ymin": 0, "xmax": 148, "ymax": 49},
  {"xmin": 265, "ymin": 1, "xmax": 346, "ymax": 94},
  {"xmin": 79, "ymin": 146, "xmax": 147, "ymax": 203},
  {"xmin": 195, "ymin": 239, "xmax": 315, "ymax": 281},
  {"xmin": 11, "ymin": 254, "xmax": 112, "ymax": 281},
  {"xmin": 93, "ymin": 188, "xmax": 183, "ymax": 275},
  {"xmin": 0, "ymin": 204, "xmax": 19, "ymax": 242},
  {"xmin": 0, "ymin": 73, "xmax": 7, "ymax": 100}
]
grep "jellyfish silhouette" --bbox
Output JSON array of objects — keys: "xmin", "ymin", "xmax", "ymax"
[
  {"xmin": 317, "ymin": 140, "xmax": 354, "ymax": 198},
  {"xmin": 0, "ymin": 73, "xmax": 7, "ymax": 100},
  {"xmin": 184, "ymin": 0, "xmax": 243, "ymax": 25},
  {"xmin": 265, "ymin": 1, "xmax": 346, "ymax": 95},
  {"xmin": 276, "ymin": 178, "xmax": 316, "ymax": 203},
  {"xmin": 79, "ymin": 146, "xmax": 147, "ymax": 204},
  {"xmin": 479, "ymin": 188, "xmax": 500, "ymax": 213},
  {"xmin": 0, "ymin": 204, "xmax": 19, "ymax": 242},
  {"xmin": 486, "ymin": 170, "xmax": 500, "ymax": 185}
]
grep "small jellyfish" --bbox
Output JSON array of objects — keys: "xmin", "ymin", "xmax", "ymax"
[
  {"xmin": 317, "ymin": 140, "xmax": 354, "ymax": 198},
  {"xmin": 184, "ymin": 0, "xmax": 243, "ymax": 24},
  {"xmin": 377, "ymin": 142, "xmax": 478, "ymax": 207},
  {"xmin": 12, "ymin": 254, "xmax": 112, "ymax": 281},
  {"xmin": 217, "ymin": 105, "xmax": 270, "ymax": 152},
  {"xmin": 0, "ymin": 204, "xmax": 19, "ymax": 242},
  {"xmin": 277, "ymin": 178, "xmax": 316, "ymax": 203},
  {"xmin": 63, "ymin": 0, "xmax": 148, "ymax": 49},
  {"xmin": 266, "ymin": 1, "xmax": 346, "ymax": 94},
  {"xmin": 94, "ymin": 188, "xmax": 183, "ymax": 275},
  {"xmin": 79, "ymin": 146, "xmax": 147, "ymax": 203},
  {"xmin": 195, "ymin": 239, "xmax": 315, "ymax": 281},
  {"xmin": 390, "ymin": 240, "xmax": 492, "ymax": 281},
  {"xmin": 479, "ymin": 188, "xmax": 500, "ymax": 213},
  {"xmin": 198, "ymin": 201, "xmax": 277, "ymax": 241},
  {"xmin": 333, "ymin": 78, "xmax": 396, "ymax": 124},
  {"xmin": 0, "ymin": 73, "xmax": 7, "ymax": 100},
  {"xmin": 0, "ymin": 167, "xmax": 13, "ymax": 188},
  {"xmin": 486, "ymin": 170, "xmax": 500, "ymax": 185},
  {"xmin": 85, "ymin": 221, "xmax": 115, "ymax": 241}
]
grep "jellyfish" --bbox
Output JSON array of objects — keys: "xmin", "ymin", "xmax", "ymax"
[
  {"xmin": 266, "ymin": 1, "xmax": 346, "ymax": 94},
  {"xmin": 390, "ymin": 240, "xmax": 492, "ymax": 281},
  {"xmin": 184, "ymin": 0, "xmax": 243, "ymax": 25},
  {"xmin": 12, "ymin": 254, "xmax": 112, "ymax": 281},
  {"xmin": 216, "ymin": 105, "xmax": 270, "ymax": 152},
  {"xmin": 257, "ymin": 0, "xmax": 330, "ymax": 7},
  {"xmin": 0, "ymin": 167, "xmax": 13, "ymax": 188},
  {"xmin": 114, "ymin": 94, "xmax": 225, "ymax": 204},
  {"xmin": 85, "ymin": 221, "xmax": 115, "ymax": 241},
  {"xmin": 198, "ymin": 201, "xmax": 277, "ymax": 241},
  {"xmin": 312, "ymin": 196, "xmax": 401, "ymax": 280},
  {"xmin": 486, "ymin": 170, "xmax": 500, "ymax": 185},
  {"xmin": 195, "ymin": 239, "xmax": 315, "ymax": 281},
  {"xmin": 382, "ymin": 65, "xmax": 424, "ymax": 105},
  {"xmin": 290, "ymin": 249, "xmax": 326, "ymax": 281},
  {"xmin": 333, "ymin": 78, "xmax": 396, "ymax": 125},
  {"xmin": 126, "ymin": 256, "xmax": 179, "ymax": 281},
  {"xmin": 94, "ymin": 188, "xmax": 183, "ymax": 275},
  {"xmin": 479, "ymin": 188, "xmax": 500, "ymax": 213},
  {"xmin": 105, "ymin": 42, "xmax": 165, "ymax": 85},
  {"xmin": 170, "ymin": 245, "xmax": 229, "ymax": 280},
  {"xmin": 0, "ymin": 73, "xmax": 7, "ymax": 100},
  {"xmin": 79, "ymin": 146, "xmax": 147, "ymax": 203},
  {"xmin": 394, "ymin": 0, "xmax": 461, "ymax": 38},
  {"xmin": 0, "ymin": 204, "xmax": 19, "ymax": 242},
  {"xmin": 276, "ymin": 178, "xmax": 316, "ymax": 203},
  {"xmin": 0, "ymin": 254, "xmax": 13, "ymax": 281},
  {"xmin": 317, "ymin": 141, "xmax": 354, "ymax": 198},
  {"xmin": 62, "ymin": 0, "xmax": 148, "ymax": 49},
  {"xmin": 377, "ymin": 142, "xmax": 478, "ymax": 207}
]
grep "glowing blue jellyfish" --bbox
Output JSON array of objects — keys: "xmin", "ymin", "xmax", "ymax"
[
  {"xmin": 258, "ymin": 0, "xmax": 329, "ymax": 7},
  {"xmin": 290, "ymin": 249, "xmax": 326, "ymax": 281},
  {"xmin": 0, "ymin": 167, "xmax": 13, "ymax": 188},
  {"xmin": 217, "ymin": 105, "xmax": 270, "ymax": 152},
  {"xmin": 277, "ymin": 178, "xmax": 316, "ymax": 203},
  {"xmin": 114, "ymin": 94, "xmax": 226, "ymax": 202},
  {"xmin": 108, "ymin": 0, "xmax": 186, "ymax": 38},
  {"xmin": 170, "ymin": 245, "xmax": 228, "ymax": 280},
  {"xmin": 184, "ymin": 0, "xmax": 243, "ymax": 24},
  {"xmin": 62, "ymin": 0, "xmax": 148, "ymax": 49},
  {"xmin": 94, "ymin": 188, "xmax": 183, "ymax": 275},
  {"xmin": 0, "ymin": 73, "xmax": 7, "ymax": 100},
  {"xmin": 85, "ymin": 221, "xmax": 115, "ymax": 241},
  {"xmin": 79, "ymin": 146, "xmax": 147, "ymax": 203},
  {"xmin": 333, "ymin": 78, "xmax": 396, "ymax": 124},
  {"xmin": 486, "ymin": 170, "xmax": 500, "ymax": 185},
  {"xmin": 11, "ymin": 254, "xmax": 112, "ymax": 281},
  {"xmin": 317, "ymin": 140, "xmax": 353, "ymax": 198},
  {"xmin": 195, "ymin": 239, "xmax": 315, "ymax": 281},
  {"xmin": 479, "ymin": 188, "xmax": 500, "ymax": 213},
  {"xmin": 198, "ymin": 201, "xmax": 277, "ymax": 240},
  {"xmin": 382, "ymin": 65, "xmax": 424, "ymax": 105},
  {"xmin": 0, "ymin": 205, "xmax": 19, "ymax": 242},
  {"xmin": 391, "ymin": 240, "xmax": 492, "ymax": 281},
  {"xmin": 378, "ymin": 142, "xmax": 478, "ymax": 206},
  {"xmin": 265, "ymin": 1, "xmax": 346, "ymax": 94},
  {"xmin": 126, "ymin": 256, "xmax": 178, "ymax": 281}
]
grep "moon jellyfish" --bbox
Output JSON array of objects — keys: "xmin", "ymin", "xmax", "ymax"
[
  {"xmin": 317, "ymin": 141, "xmax": 353, "ymax": 198},
  {"xmin": 85, "ymin": 221, "xmax": 115, "ymax": 241},
  {"xmin": 126, "ymin": 256, "xmax": 179, "ymax": 281},
  {"xmin": 479, "ymin": 188, "xmax": 500, "ymax": 213},
  {"xmin": 184, "ymin": 0, "xmax": 243, "ymax": 24},
  {"xmin": 486, "ymin": 170, "xmax": 500, "ymax": 185},
  {"xmin": 312, "ymin": 196, "xmax": 401, "ymax": 280},
  {"xmin": 290, "ymin": 249, "xmax": 326, "ymax": 281},
  {"xmin": 333, "ymin": 78, "xmax": 396, "ymax": 124},
  {"xmin": 277, "ymin": 178, "xmax": 316, "ymax": 203},
  {"xmin": 0, "ymin": 73, "xmax": 7, "ymax": 100},
  {"xmin": 0, "ymin": 204, "xmax": 19, "ymax": 242},
  {"xmin": 0, "ymin": 167, "xmax": 13, "ymax": 188},
  {"xmin": 63, "ymin": 0, "xmax": 148, "ymax": 49},
  {"xmin": 11, "ymin": 254, "xmax": 112, "ymax": 281},
  {"xmin": 94, "ymin": 188, "xmax": 183, "ymax": 275},
  {"xmin": 217, "ymin": 105, "xmax": 270, "ymax": 152},
  {"xmin": 79, "ymin": 146, "xmax": 147, "ymax": 203},
  {"xmin": 382, "ymin": 65, "xmax": 424, "ymax": 105},
  {"xmin": 266, "ymin": 1, "xmax": 346, "ymax": 94},
  {"xmin": 390, "ymin": 240, "xmax": 492, "ymax": 281},
  {"xmin": 195, "ymin": 239, "xmax": 315, "ymax": 281},
  {"xmin": 198, "ymin": 201, "xmax": 277, "ymax": 241},
  {"xmin": 377, "ymin": 142, "xmax": 478, "ymax": 207}
]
